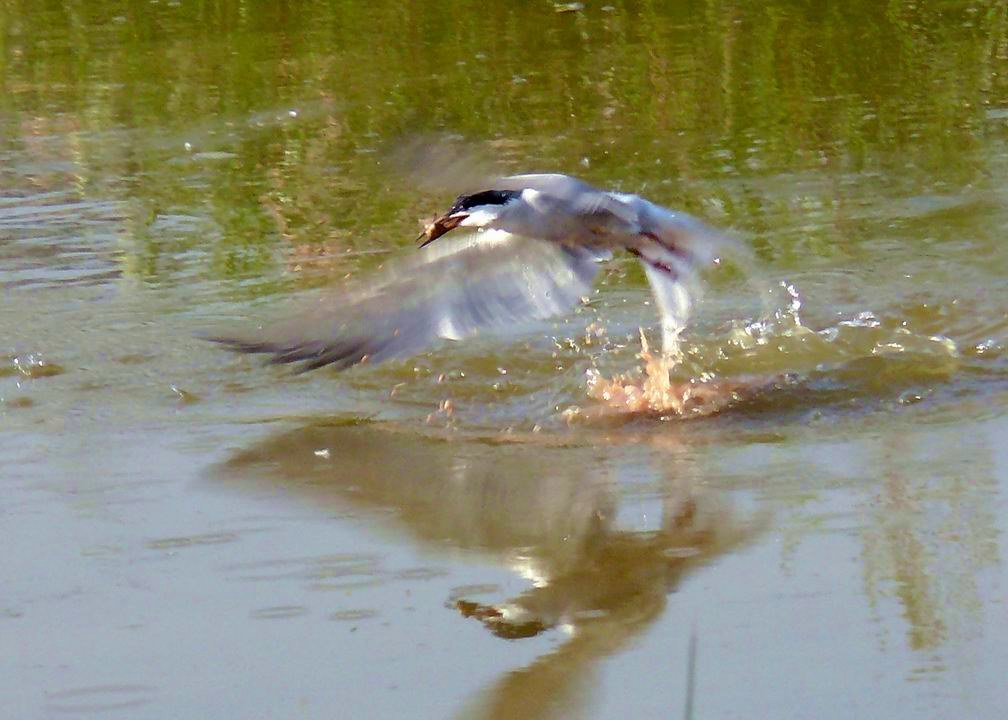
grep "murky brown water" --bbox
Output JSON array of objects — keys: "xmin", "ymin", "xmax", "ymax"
[{"xmin": 4, "ymin": 2, "xmax": 1008, "ymax": 718}]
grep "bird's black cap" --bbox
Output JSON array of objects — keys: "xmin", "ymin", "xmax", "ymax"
[
  {"xmin": 447, "ymin": 189, "xmax": 521, "ymax": 215},
  {"xmin": 419, "ymin": 189, "xmax": 522, "ymax": 247}
]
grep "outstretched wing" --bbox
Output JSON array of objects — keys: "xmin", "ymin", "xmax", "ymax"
[{"xmin": 206, "ymin": 231, "xmax": 606, "ymax": 372}]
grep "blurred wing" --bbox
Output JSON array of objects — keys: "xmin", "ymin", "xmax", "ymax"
[
  {"xmin": 381, "ymin": 134, "xmax": 502, "ymax": 196},
  {"xmin": 206, "ymin": 231, "xmax": 605, "ymax": 372}
]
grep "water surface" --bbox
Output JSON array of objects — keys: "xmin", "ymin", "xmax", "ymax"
[{"xmin": 3, "ymin": 2, "xmax": 1007, "ymax": 718}]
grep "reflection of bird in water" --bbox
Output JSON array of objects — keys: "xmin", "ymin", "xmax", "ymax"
[
  {"xmin": 454, "ymin": 488, "xmax": 725, "ymax": 639},
  {"xmin": 207, "ymin": 173, "xmax": 735, "ymax": 373},
  {"xmin": 220, "ymin": 421, "xmax": 764, "ymax": 720}
]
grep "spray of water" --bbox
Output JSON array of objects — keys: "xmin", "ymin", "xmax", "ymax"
[{"xmin": 576, "ymin": 280, "xmax": 968, "ymax": 420}]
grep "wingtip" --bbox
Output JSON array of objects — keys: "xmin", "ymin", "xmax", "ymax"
[
  {"xmin": 198, "ymin": 331, "xmax": 278, "ymax": 355},
  {"xmin": 196, "ymin": 331, "xmax": 238, "ymax": 347}
]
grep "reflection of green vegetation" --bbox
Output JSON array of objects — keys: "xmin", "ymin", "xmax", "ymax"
[
  {"xmin": 1, "ymin": 0, "xmax": 1006, "ymax": 282},
  {"xmin": 861, "ymin": 428, "xmax": 999, "ymax": 663}
]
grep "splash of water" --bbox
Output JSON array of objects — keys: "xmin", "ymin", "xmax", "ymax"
[
  {"xmin": 583, "ymin": 329, "xmax": 764, "ymax": 418},
  {"xmin": 578, "ymin": 280, "xmax": 968, "ymax": 419}
]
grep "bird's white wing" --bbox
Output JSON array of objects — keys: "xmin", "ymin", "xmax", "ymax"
[{"xmin": 206, "ymin": 231, "xmax": 606, "ymax": 372}]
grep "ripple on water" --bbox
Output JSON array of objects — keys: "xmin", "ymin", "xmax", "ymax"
[
  {"xmin": 0, "ymin": 191, "xmax": 127, "ymax": 290},
  {"xmin": 1, "ymin": 396, "xmax": 35, "ymax": 409},
  {"xmin": 250, "ymin": 605, "xmax": 310, "ymax": 620},
  {"xmin": 169, "ymin": 385, "xmax": 201, "ymax": 404},
  {"xmin": 220, "ymin": 553, "xmax": 385, "ymax": 587},
  {"xmin": 44, "ymin": 684, "xmax": 155, "ymax": 714},
  {"xmin": 147, "ymin": 532, "xmax": 239, "ymax": 550},
  {"xmin": 447, "ymin": 584, "xmax": 503, "ymax": 601},
  {"xmin": 393, "ymin": 567, "xmax": 449, "ymax": 581},
  {"xmin": 329, "ymin": 608, "xmax": 379, "ymax": 622},
  {"xmin": 1, "ymin": 353, "xmax": 65, "ymax": 379}
]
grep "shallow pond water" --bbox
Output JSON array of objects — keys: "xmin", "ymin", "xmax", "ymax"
[{"xmin": 3, "ymin": 2, "xmax": 1008, "ymax": 718}]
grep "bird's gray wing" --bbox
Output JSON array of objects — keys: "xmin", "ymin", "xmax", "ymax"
[
  {"xmin": 492, "ymin": 173, "xmax": 639, "ymax": 226},
  {"xmin": 206, "ymin": 231, "xmax": 605, "ymax": 372},
  {"xmin": 492, "ymin": 173, "xmax": 599, "ymax": 197}
]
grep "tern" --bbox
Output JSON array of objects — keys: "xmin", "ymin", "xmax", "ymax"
[{"xmin": 208, "ymin": 173, "xmax": 734, "ymax": 372}]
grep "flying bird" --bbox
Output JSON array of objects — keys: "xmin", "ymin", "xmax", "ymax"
[{"xmin": 207, "ymin": 174, "xmax": 734, "ymax": 372}]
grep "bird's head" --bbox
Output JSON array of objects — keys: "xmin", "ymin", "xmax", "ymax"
[{"xmin": 418, "ymin": 189, "xmax": 520, "ymax": 247}]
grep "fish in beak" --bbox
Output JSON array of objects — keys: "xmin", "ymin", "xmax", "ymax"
[{"xmin": 417, "ymin": 212, "xmax": 467, "ymax": 248}]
